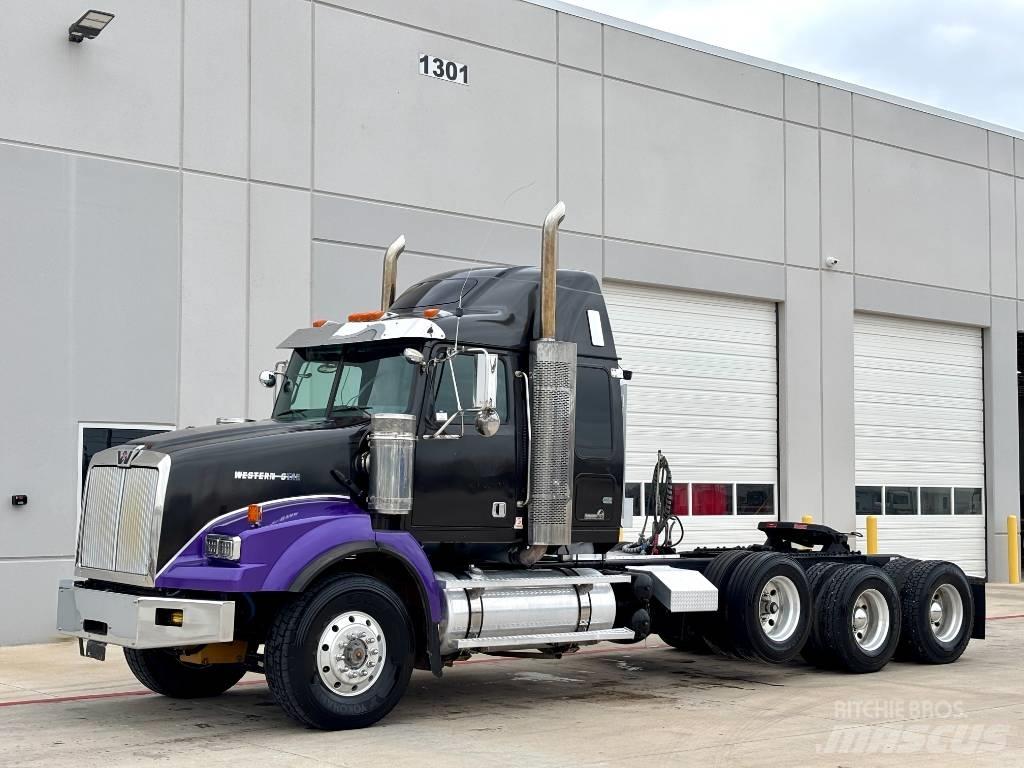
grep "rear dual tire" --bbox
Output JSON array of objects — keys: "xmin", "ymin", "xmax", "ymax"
[
  {"xmin": 698, "ymin": 551, "xmax": 811, "ymax": 663},
  {"xmin": 802, "ymin": 564, "xmax": 901, "ymax": 674}
]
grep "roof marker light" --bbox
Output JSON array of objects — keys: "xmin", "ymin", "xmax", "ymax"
[
  {"xmin": 312, "ymin": 319, "xmax": 328, "ymax": 328},
  {"xmin": 348, "ymin": 311, "xmax": 385, "ymax": 323}
]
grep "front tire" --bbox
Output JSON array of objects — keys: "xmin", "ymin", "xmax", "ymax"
[
  {"xmin": 124, "ymin": 648, "xmax": 246, "ymax": 698},
  {"xmin": 265, "ymin": 575, "xmax": 414, "ymax": 730}
]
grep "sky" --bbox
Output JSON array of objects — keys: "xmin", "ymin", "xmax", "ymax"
[{"xmin": 568, "ymin": 0, "xmax": 1024, "ymax": 132}]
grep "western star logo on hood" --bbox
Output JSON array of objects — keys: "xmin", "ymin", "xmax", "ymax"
[{"xmin": 234, "ymin": 471, "xmax": 302, "ymax": 481}]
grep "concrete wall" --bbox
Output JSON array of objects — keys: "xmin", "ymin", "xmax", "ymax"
[{"xmin": 1, "ymin": 0, "xmax": 1021, "ymax": 643}]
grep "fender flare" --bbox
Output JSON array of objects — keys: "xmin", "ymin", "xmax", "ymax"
[{"xmin": 287, "ymin": 540, "xmax": 444, "ymax": 677}]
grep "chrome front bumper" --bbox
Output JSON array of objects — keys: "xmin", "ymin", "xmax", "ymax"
[{"xmin": 56, "ymin": 581, "xmax": 235, "ymax": 649}]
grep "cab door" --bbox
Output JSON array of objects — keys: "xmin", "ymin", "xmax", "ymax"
[{"xmin": 410, "ymin": 347, "xmax": 519, "ymax": 539}]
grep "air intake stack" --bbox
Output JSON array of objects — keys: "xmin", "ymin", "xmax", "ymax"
[{"xmin": 527, "ymin": 202, "xmax": 576, "ymax": 547}]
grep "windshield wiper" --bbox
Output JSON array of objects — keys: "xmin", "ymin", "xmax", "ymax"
[
  {"xmin": 330, "ymin": 405, "xmax": 372, "ymax": 419},
  {"xmin": 273, "ymin": 408, "xmax": 309, "ymax": 420}
]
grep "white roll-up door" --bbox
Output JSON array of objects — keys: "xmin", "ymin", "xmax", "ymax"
[
  {"xmin": 603, "ymin": 282, "xmax": 778, "ymax": 549},
  {"xmin": 853, "ymin": 314, "xmax": 986, "ymax": 577}
]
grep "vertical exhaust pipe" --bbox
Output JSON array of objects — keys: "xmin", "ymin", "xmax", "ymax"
[
  {"xmin": 527, "ymin": 202, "xmax": 576, "ymax": 548},
  {"xmin": 380, "ymin": 235, "xmax": 407, "ymax": 311},
  {"xmin": 540, "ymin": 202, "xmax": 566, "ymax": 339}
]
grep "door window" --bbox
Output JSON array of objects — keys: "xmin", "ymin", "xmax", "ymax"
[{"xmin": 431, "ymin": 352, "xmax": 508, "ymax": 423}]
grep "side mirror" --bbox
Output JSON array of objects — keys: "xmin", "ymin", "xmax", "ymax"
[
  {"xmin": 472, "ymin": 351, "xmax": 498, "ymax": 411},
  {"xmin": 403, "ymin": 348, "xmax": 424, "ymax": 365},
  {"xmin": 258, "ymin": 370, "xmax": 277, "ymax": 388},
  {"xmin": 475, "ymin": 407, "xmax": 500, "ymax": 437}
]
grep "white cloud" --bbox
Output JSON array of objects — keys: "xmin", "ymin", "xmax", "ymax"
[{"xmin": 568, "ymin": 0, "xmax": 1024, "ymax": 130}]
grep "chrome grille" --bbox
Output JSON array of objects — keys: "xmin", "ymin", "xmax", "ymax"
[
  {"xmin": 79, "ymin": 465, "xmax": 160, "ymax": 576},
  {"xmin": 116, "ymin": 468, "xmax": 160, "ymax": 574}
]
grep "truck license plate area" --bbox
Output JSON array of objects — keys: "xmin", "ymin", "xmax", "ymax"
[{"xmin": 78, "ymin": 638, "xmax": 107, "ymax": 661}]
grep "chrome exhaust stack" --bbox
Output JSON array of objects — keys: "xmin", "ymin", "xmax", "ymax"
[
  {"xmin": 527, "ymin": 202, "xmax": 577, "ymax": 547},
  {"xmin": 380, "ymin": 235, "xmax": 407, "ymax": 311}
]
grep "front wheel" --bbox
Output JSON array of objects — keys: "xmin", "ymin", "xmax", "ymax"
[
  {"xmin": 265, "ymin": 575, "xmax": 414, "ymax": 730},
  {"xmin": 124, "ymin": 648, "xmax": 246, "ymax": 698}
]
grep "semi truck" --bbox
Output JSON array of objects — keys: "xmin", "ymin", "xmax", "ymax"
[{"xmin": 57, "ymin": 203, "xmax": 985, "ymax": 730}]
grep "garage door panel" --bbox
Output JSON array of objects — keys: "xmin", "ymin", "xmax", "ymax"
[
  {"xmin": 606, "ymin": 281, "xmax": 778, "ymax": 547},
  {"xmin": 856, "ymin": 517, "xmax": 986, "ymax": 578},
  {"xmin": 854, "ymin": 314, "xmax": 986, "ymax": 577}
]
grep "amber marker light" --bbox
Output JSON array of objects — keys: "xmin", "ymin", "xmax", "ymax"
[
  {"xmin": 423, "ymin": 307, "xmax": 440, "ymax": 318},
  {"xmin": 348, "ymin": 311, "xmax": 385, "ymax": 322},
  {"xmin": 312, "ymin": 319, "xmax": 328, "ymax": 328},
  {"xmin": 247, "ymin": 504, "xmax": 263, "ymax": 527}
]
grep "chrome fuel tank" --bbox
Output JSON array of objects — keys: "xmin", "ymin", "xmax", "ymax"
[{"xmin": 436, "ymin": 568, "xmax": 619, "ymax": 654}]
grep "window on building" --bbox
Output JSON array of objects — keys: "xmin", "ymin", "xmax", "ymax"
[
  {"xmin": 885, "ymin": 487, "xmax": 918, "ymax": 515},
  {"xmin": 737, "ymin": 484, "xmax": 774, "ymax": 515},
  {"xmin": 80, "ymin": 425, "xmax": 172, "ymax": 485},
  {"xmin": 921, "ymin": 487, "xmax": 951, "ymax": 515},
  {"xmin": 692, "ymin": 483, "xmax": 732, "ymax": 516},
  {"xmin": 855, "ymin": 486, "xmax": 883, "ymax": 515},
  {"xmin": 954, "ymin": 487, "xmax": 983, "ymax": 515},
  {"xmin": 623, "ymin": 483, "xmax": 642, "ymax": 521},
  {"xmin": 575, "ymin": 367, "xmax": 613, "ymax": 456}
]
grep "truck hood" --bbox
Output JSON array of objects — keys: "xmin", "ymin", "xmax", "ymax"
[{"xmin": 139, "ymin": 419, "xmax": 370, "ymax": 569}]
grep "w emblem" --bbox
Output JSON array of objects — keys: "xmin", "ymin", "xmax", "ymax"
[{"xmin": 117, "ymin": 449, "xmax": 134, "ymax": 466}]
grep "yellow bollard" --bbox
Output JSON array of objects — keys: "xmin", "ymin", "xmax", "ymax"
[
  {"xmin": 1009, "ymin": 516, "xmax": 1021, "ymax": 585},
  {"xmin": 866, "ymin": 515, "xmax": 878, "ymax": 555},
  {"xmin": 801, "ymin": 515, "xmax": 814, "ymax": 524}
]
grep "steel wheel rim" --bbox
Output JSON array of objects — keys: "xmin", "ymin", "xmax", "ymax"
[
  {"xmin": 316, "ymin": 610, "xmax": 387, "ymax": 697},
  {"xmin": 929, "ymin": 583, "xmax": 964, "ymax": 643},
  {"xmin": 850, "ymin": 588, "xmax": 889, "ymax": 654},
  {"xmin": 759, "ymin": 576, "xmax": 801, "ymax": 642}
]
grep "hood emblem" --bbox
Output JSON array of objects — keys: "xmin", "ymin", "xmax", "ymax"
[{"xmin": 116, "ymin": 446, "xmax": 144, "ymax": 466}]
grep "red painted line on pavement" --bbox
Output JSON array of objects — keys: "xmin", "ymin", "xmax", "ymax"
[
  {"xmin": 0, "ymin": 679, "xmax": 266, "ymax": 709},
  {"xmin": 987, "ymin": 613, "xmax": 1024, "ymax": 621},
  {"xmin": 0, "ymin": 644, "xmax": 665, "ymax": 708}
]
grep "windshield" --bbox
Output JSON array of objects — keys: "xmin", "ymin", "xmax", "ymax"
[{"xmin": 272, "ymin": 345, "xmax": 418, "ymax": 422}]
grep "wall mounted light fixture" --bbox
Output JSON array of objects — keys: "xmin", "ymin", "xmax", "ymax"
[{"xmin": 69, "ymin": 10, "xmax": 115, "ymax": 43}]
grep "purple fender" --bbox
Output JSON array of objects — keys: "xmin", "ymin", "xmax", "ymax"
[{"xmin": 155, "ymin": 495, "xmax": 444, "ymax": 624}]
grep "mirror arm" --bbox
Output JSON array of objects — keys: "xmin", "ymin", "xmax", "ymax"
[{"xmin": 431, "ymin": 410, "xmax": 462, "ymax": 439}]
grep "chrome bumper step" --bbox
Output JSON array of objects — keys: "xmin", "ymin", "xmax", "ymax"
[{"xmin": 454, "ymin": 627, "xmax": 635, "ymax": 650}]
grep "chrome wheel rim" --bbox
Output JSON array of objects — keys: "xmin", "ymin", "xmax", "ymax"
[
  {"xmin": 929, "ymin": 583, "xmax": 964, "ymax": 644},
  {"xmin": 851, "ymin": 588, "xmax": 889, "ymax": 654},
  {"xmin": 317, "ymin": 611, "xmax": 387, "ymax": 697},
  {"xmin": 759, "ymin": 576, "xmax": 801, "ymax": 642}
]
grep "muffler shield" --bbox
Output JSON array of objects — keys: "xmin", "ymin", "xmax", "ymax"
[{"xmin": 528, "ymin": 339, "xmax": 577, "ymax": 545}]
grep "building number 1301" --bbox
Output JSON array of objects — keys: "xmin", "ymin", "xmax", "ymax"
[{"xmin": 419, "ymin": 54, "xmax": 469, "ymax": 86}]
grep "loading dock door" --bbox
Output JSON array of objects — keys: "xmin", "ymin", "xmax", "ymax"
[
  {"xmin": 603, "ymin": 282, "xmax": 779, "ymax": 548},
  {"xmin": 853, "ymin": 315, "xmax": 986, "ymax": 577}
]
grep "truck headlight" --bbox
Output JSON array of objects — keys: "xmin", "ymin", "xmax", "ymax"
[{"xmin": 204, "ymin": 534, "xmax": 242, "ymax": 561}]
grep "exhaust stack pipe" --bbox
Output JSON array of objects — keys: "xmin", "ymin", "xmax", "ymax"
[
  {"xmin": 380, "ymin": 235, "xmax": 407, "ymax": 311},
  {"xmin": 540, "ymin": 201, "xmax": 566, "ymax": 339},
  {"xmin": 526, "ymin": 202, "xmax": 576, "ymax": 548}
]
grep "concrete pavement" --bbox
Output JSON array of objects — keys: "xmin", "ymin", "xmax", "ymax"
[{"xmin": 2, "ymin": 584, "xmax": 1022, "ymax": 767}]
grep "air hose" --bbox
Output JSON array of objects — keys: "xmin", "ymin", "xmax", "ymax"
[{"xmin": 622, "ymin": 451, "xmax": 684, "ymax": 555}]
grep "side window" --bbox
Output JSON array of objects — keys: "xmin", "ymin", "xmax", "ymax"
[
  {"xmin": 432, "ymin": 353, "xmax": 508, "ymax": 422},
  {"xmin": 575, "ymin": 367, "xmax": 613, "ymax": 457}
]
